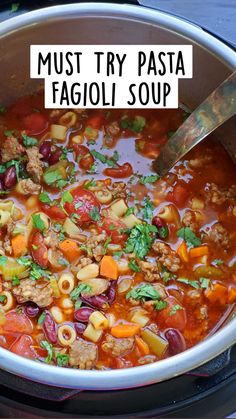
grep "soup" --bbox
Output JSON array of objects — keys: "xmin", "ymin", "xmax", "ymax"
[{"xmin": 0, "ymin": 91, "xmax": 235, "ymax": 369}]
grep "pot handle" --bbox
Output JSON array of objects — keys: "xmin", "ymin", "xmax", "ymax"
[{"xmin": 187, "ymin": 347, "xmax": 232, "ymax": 377}]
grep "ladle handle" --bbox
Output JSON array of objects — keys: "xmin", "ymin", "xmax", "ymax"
[{"xmin": 154, "ymin": 70, "xmax": 236, "ymax": 176}]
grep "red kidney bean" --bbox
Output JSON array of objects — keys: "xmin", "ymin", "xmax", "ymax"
[
  {"xmin": 39, "ymin": 141, "xmax": 52, "ymax": 161},
  {"xmin": 166, "ymin": 285, "xmax": 184, "ymax": 304},
  {"xmin": 48, "ymin": 148, "xmax": 62, "ymax": 165},
  {"xmin": 106, "ymin": 281, "xmax": 116, "ymax": 304},
  {"xmin": 43, "ymin": 312, "xmax": 57, "ymax": 344},
  {"xmin": 0, "ymin": 179, "xmax": 4, "ymax": 190},
  {"xmin": 4, "ymin": 166, "xmax": 17, "ymax": 189},
  {"xmin": 165, "ymin": 328, "xmax": 186, "ymax": 355},
  {"xmin": 25, "ymin": 303, "xmax": 39, "ymax": 318},
  {"xmin": 74, "ymin": 307, "xmax": 94, "ymax": 323},
  {"xmin": 152, "ymin": 216, "xmax": 166, "ymax": 229},
  {"xmin": 74, "ymin": 322, "xmax": 86, "ymax": 335},
  {"xmin": 80, "ymin": 295, "xmax": 108, "ymax": 310},
  {"xmin": 152, "ymin": 216, "xmax": 169, "ymax": 239}
]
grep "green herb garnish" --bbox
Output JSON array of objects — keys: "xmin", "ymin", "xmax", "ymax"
[
  {"xmin": 128, "ymin": 259, "xmax": 140, "ymax": 272},
  {"xmin": 39, "ymin": 192, "xmax": 52, "ymax": 205},
  {"xmin": 124, "ymin": 223, "xmax": 157, "ymax": 259},
  {"xmin": 127, "ymin": 283, "xmax": 160, "ymax": 301},
  {"xmin": 139, "ymin": 174, "xmax": 159, "ymax": 185},
  {"xmin": 11, "ymin": 3, "xmax": 20, "ymax": 12},
  {"xmin": 177, "ymin": 227, "xmax": 201, "ymax": 248},
  {"xmin": 169, "ymin": 304, "xmax": 183, "ymax": 316},
  {"xmin": 70, "ymin": 283, "xmax": 92, "ymax": 301},
  {"xmin": 89, "ymin": 206, "xmax": 101, "ymax": 222},
  {"xmin": 0, "ymin": 295, "xmax": 7, "ymax": 303},
  {"xmin": 40, "ymin": 340, "xmax": 54, "ymax": 364},
  {"xmin": 32, "ymin": 213, "xmax": 45, "ymax": 232},
  {"xmin": 12, "ymin": 275, "xmax": 20, "ymax": 286},
  {"xmin": 177, "ymin": 277, "xmax": 199, "ymax": 289},
  {"xmin": 200, "ymin": 277, "xmax": 210, "ymax": 289},
  {"xmin": 38, "ymin": 311, "xmax": 46, "ymax": 326},
  {"xmin": 0, "ymin": 255, "xmax": 7, "ymax": 266},
  {"xmin": 155, "ymin": 300, "xmax": 168, "ymax": 311},
  {"xmin": 22, "ymin": 134, "xmax": 38, "ymax": 147},
  {"xmin": 56, "ymin": 353, "xmax": 69, "ymax": 367}
]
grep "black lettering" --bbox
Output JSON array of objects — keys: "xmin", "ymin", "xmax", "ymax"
[
  {"xmin": 107, "ymin": 52, "xmax": 115, "ymax": 76},
  {"xmin": 147, "ymin": 51, "xmax": 157, "ymax": 75},
  {"xmin": 116, "ymin": 53, "xmax": 126, "ymax": 77},
  {"xmin": 111, "ymin": 83, "xmax": 116, "ymax": 106},
  {"xmin": 54, "ymin": 52, "xmax": 63, "ymax": 75},
  {"xmin": 65, "ymin": 52, "xmax": 73, "ymax": 76},
  {"xmin": 74, "ymin": 52, "xmax": 82, "ymax": 74},
  {"xmin": 38, "ymin": 52, "xmax": 51, "ymax": 76},
  {"xmin": 138, "ymin": 52, "xmax": 146, "ymax": 76},
  {"xmin": 158, "ymin": 52, "xmax": 166, "ymax": 76},
  {"xmin": 60, "ymin": 81, "xmax": 69, "ymax": 105},
  {"xmin": 139, "ymin": 82, "xmax": 149, "ymax": 105},
  {"xmin": 89, "ymin": 83, "xmax": 100, "ymax": 105},
  {"xmin": 176, "ymin": 51, "xmax": 185, "ymax": 75},
  {"xmin": 151, "ymin": 82, "xmax": 161, "ymax": 104},
  {"xmin": 71, "ymin": 83, "xmax": 81, "ymax": 105},
  {"xmin": 163, "ymin": 83, "xmax": 171, "ymax": 107},
  {"xmin": 167, "ymin": 52, "xmax": 175, "ymax": 73},
  {"xmin": 127, "ymin": 84, "xmax": 136, "ymax": 105},
  {"xmin": 94, "ymin": 52, "xmax": 104, "ymax": 74},
  {"xmin": 52, "ymin": 81, "xmax": 59, "ymax": 104}
]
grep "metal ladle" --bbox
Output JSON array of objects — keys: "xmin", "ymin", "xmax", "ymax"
[{"xmin": 153, "ymin": 70, "xmax": 236, "ymax": 176}]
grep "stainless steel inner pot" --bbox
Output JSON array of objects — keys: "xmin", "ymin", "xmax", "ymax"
[{"xmin": 0, "ymin": 2, "xmax": 235, "ymax": 390}]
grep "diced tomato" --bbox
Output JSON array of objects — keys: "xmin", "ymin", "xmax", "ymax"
[
  {"xmin": 64, "ymin": 186, "xmax": 100, "ymax": 222},
  {"xmin": 104, "ymin": 163, "xmax": 133, "ymax": 179},
  {"xmin": 73, "ymin": 145, "xmax": 94, "ymax": 171},
  {"xmin": 10, "ymin": 335, "xmax": 37, "ymax": 359},
  {"xmin": 100, "ymin": 217, "xmax": 128, "ymax": 245},
  {"xmin": 9, "ymin": 98, "xmax": 33, "ymax": 118},
  {"xmin": 157, "ymin": 296, "xmax": 187, "ymax": 331},
  {"xmin": 23, "ymin": 113, "xmax": 48, "ymax": 135},
  {"xmin": 31, "ymin": 231, "xmax": 48, "ymax": 268},
  {"xmin": 168, "ymin": 183, "xmax": 189, "ymax": 207},
  {"xmin": 4, "ymin": 311, "xmax": 33, "ymax": 334},
  {"xmin": 40, "ymin": 203, "xmax": 66, "ymax": 220},
  {"xmin": 86, "ymin": 113, "xmax": 104, "ymax": 129}
]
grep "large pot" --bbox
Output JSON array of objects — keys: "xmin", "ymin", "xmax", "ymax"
[{"xmin": 0, "ymin": 2, "xmax": 235, "ymax": 390}]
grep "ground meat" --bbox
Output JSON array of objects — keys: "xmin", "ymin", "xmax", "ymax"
[
  {"xmin": 17, "ymin": 179, "xmax": 41, "ymax": 195},
  {"xmin": 152, "ymin": 241, "xmax": 182, "ymax": 272},
  {"xmin": 102, "ymin": 334, "xmax": 134, "ymax": 357},
  {"xmin": 13, "ymin": 278, "xmax": 53, "ymax": 307},
  {"xmin": 205, "ymin": 183, "xmax": 236, "ymax": 205},
  {"xmin": 69, "ymin": 338, "xmax": 97, "ymax": 369},
  {"xmin": 86, "ymin": 233, "xmax": 107, "ymax": 261},
  {"xmin": 110, "ymin": 182, "xmax": 126, "ymax": 199},
  {"xmin": 44, "ymin": 230, "xmax": 59, "ymax": 249},
  {"xmin": 207, "ymin": 222, "xmax": 230, "ymax": 249},
  {"xmin": 26, "ymin": 146, "xmax": 43, "ymax": 183},
  {"xmin": 138, "ymin": 260, "xmax": 161, "ymax": 282},
  {"xmin": 1, "ymin": 137, "xmax": 25, "ymax": 162},
  {"xmin": 188, "ymin": 156, "xmax": 212, "ymax": 169},
  {"xmin": 78, "ymin": 257, "xmax": 93, "ymax": 268},
  {"xmin": 138, "ymin": 355, "xmax": 157, "ymax": 365},
  {"xmin": 182, "ymin": 210, "xmax": 199, "ymax": 232},
  {"xmin": 105, "ymin": 121, "xmax": 120, "ymax": 137}
]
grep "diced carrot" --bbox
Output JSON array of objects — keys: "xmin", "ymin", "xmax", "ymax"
[
  {"xmin": 135, "ymin": 336, "xmax": 150, "ymax": 355},
  {"xmin": 59, "ymin": 239, "xmax": 81, "ymax": 263},
  {"xmin": 0, "ymin": 276, "xmax": 2, "ymax": 294},
  {"xmin": 177, "ymin": 241, "xmax": 189, "ymax": 262},
  {"xmin": 228, "ymin": 285, "xmax": 236, "ymax": 304},
  {"xmin": 111, "ymin": 323, "xmax": 140, "ymax": 338},
  {"xmin": 205, "ymin": 282, "xmax": 227, "ymax": 305},
  {"xmin": 11, "ymin": 234, "xmax": 27, "ymax": 257},
  {"xmin": 100, "ymin": 255, "xmax": 119, "ymax": 280},
  {"xmin": 189, "ymin": 246, "xmax": 209, "ymax": 259}
]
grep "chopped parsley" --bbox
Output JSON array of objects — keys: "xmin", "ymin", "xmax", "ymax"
[
  {"xmin": 39, "ymin": 192, "xmax": 52, "ymax": 205},
  {"xmin": 142, "ymin": 197, "xmax": 154, "ymax": 222},
  {"xmin": 120, "ymin": 115, "xmax": 146, "ymax": 133},
  {"xmin": 124, "ymin": 223, "xmax": 157, "ymax": 259},
  {"xmin": 90, "ymin": 150, "xmax": 118, "ymax": 167},
  {"xmin": 212, "ymin": 259, "xmax": 223, "ymax": 266},
  {"xmin": 84, "ymin": 178, "xmax": 97, "ymax": 189},
  {"xmin": 139, "ymin": 174, "xmax": 160, "ymax": 185},
  {"xmin": 56, "ymin": 353, "xmax": 69, "ymax": 367},
  {"xmin": 162, "ymin": 270, "xmax": 177, "ymax": 283},
  {"xmin": 4, "ymin": 130, "xmax": 14, "ymax": 137},
  {"xmin": 11, "ymin": 3, "xmax": 20, "ymax": 12},
  {"xmin": 22, "ymin": 134, "xmax": 38, "ymax": 147},
  {"xmin": 126, "ymin": 283, "xmax": 160, "ymax": 301},
  {"xmin": 70, "ymin": 283, "xmax": 92, "ymax": 301},
  {"xmin": 38, "ymin": 311, "xmax": 46, "ymax": 326},
  {"xmin": 169, "ymin": 304, "xmax": 183, "ymax": 316},
  {"xmin": 125, "ymin": 207, "xmax": 136, "ymax": 217},
  {"xmin": 177, "ymin": 227, "xmax": 201, "ymax": 248},
  {"xmin": 0, "ymin": 295, "xmax": 7, "ymax": 303},
  {"xmin": 17, "ymin": 256, "xmax": 32, "ymax": 267},
  {"xmin": 177, "ymin": 277, "xmax": 199, "ymax": 289},
  {"xmin": 43, "ymin": 169, "xmax": 66, "ymax": 187},
  {"xmin": 12, "ymin": 275, "xmax": 20, "ymax": 286},
  {"xmin": 200, "ymin": 277, "xmax": 210, "ymax": 289},
  {"xmin": 32, "ymin": 213, "xmax": 45, "ymax": 232},
  {"xmin": 30, "ymin": 263, "xmax": 51, "ymax": 280},
  {"xmin": 58, "ymin": 257, "xmax": 69, "ymax": 266},
  {"xmin": 0, "ymin": 106, "xmax": 6, "ymax": 114},
  {"xmin": 0, "ymin": 255, "xmax": 7, "ymax": 266},
  {"xmin": 60, "ymin": 190, "xmax": 73, "ymax": 209},
  {"xmin": 128, "ymin": 259, "xmax": 141, "ymax": 272},
  {"xmin": 60, "ymin": 148, "xmax": 73, "ymax": 160},
  {"xmin": 89, "ymin": 206, "xmax": 101, "ymax": 222},
  {"xmin": 103, "ymin": 236, "xmax": 111, "ymax": 255},
  {"xmin": 40, "ymin": 340, "xmax": 54, "ymax": 364},
  {"xmin": 155, "ymin": 300, "xmax": 168, "ymax": 311},
  {"xmin": 113, "ymin": 251, "xmax": 123, "ymax": 260}
]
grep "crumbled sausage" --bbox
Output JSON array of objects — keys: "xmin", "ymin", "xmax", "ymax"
[
  {"xmin": 26, "ymin": 146, "xmax": 43, "ymax": 183},
  {"xmin": 69, "ymin": 338, "xmax": 97, "ymax": 369},
  {"xmin": 152, "ymin": 241, "xmax": 182, "ymax": 272},
  {"xmin": 1, "ymin": 137, "xmax": 25, "ymax": 162},
  {"xmin": 138, "ymin": 355, "xmax": 157, "ymax": 365},
  {"xmin": 110, "ymin": 182, "xmax": 127, "ymax": 199},
  {"xmin": 207, "ymin": 222, "xmax": 230, "ymax": 249},
  {"xmin": 17, "ymin": 179, "xmax": 41, "ymax": 195},
  {"xmin": 138, "ymin": 260, "xmax": 161, "ymax": 282},
  {"xmin": 13, "ymin": 278, "xmax": 53, "ymax": 307},
  {"xmin": 102, "ymin": 334, "xmax": 134, "ymax": 357},
  {"xmin": 188, "ymin": 156, "xmax": 212, "ymax": 169},
  {"xmin": 44, "ymin": 230, "xmax": 59, "ymax": 250},
  {"xmin": 105, "ymin": 121, "xmax": 120, "ymax": 137},
  {"xmin": 182, "ymin": 210, "xmax": 199, "ymax": 232},
  {"xmin": 205, "ymin": 183, "xmax": 236, "ymax": 205},
  {"xmin": 86, "ymin": 232, "xmax": 107, "ymax": 261}
]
